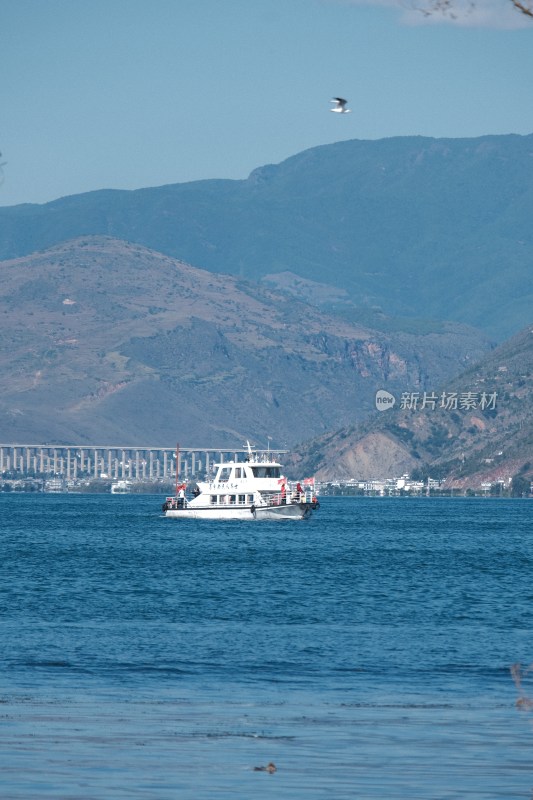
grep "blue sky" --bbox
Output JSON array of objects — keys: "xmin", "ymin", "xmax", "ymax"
[{"xmin": 1, "ymin": 0, "xmax": 532, "ymax": 206}]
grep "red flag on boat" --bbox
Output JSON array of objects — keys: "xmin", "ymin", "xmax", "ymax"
[
  {"xmin": 176, "ymin": 482, "xmax": 187, "ymax": 491},
  {"xmin": 303, "ymin": 477, "xmax": 315, "ymax": 486}
]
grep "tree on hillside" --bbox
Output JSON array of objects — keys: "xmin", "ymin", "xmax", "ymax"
[
  {"xmin": 415, "ymin": 0, "xmax": 533, "ymax": 18},
  {"xmin": 511, "ymin": 473, "xmax": 531, "ymax": 497}
]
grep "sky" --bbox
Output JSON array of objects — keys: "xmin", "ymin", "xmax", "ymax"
[{"xmin": 1, "ymin": 0, "xmax": 532, "ymax": 207}]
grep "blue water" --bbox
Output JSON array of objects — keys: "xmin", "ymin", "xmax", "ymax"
[{"xmin": 1, "ymin": 495, "xmax": 532, "ymax": 798}]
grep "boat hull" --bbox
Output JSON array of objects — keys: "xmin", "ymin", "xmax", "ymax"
[
  {"xmin": 164, "ymin": 505, "xmax": 255, "ymax": 520},
  {"xmin": 163, "ymin": 501, "xmax": 316, "ymax": 521},
  {"xmin": 253, "ymin": 503, "xmax": 313, "ymax": 520}
]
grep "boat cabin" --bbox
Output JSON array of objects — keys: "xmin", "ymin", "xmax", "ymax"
[
  {"xmin": 194, "ymin": 455, "xmax": 286, "ymax": 508},
  {"xmin": 214, "ymin": 463, "xmax": 281, "ymax": 482}
]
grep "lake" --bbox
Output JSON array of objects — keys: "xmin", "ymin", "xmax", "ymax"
[{"xmin": 1, "ymin": 494, "xmax": 532, "ymax": 798}]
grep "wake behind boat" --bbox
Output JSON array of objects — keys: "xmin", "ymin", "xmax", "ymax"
[{"xmin": 162, "ymin": 442, "xmax": 319, "ymax": 521}]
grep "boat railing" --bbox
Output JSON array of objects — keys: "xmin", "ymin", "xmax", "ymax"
[
  {"xmin": 165, "ymin": 496, "xmax": 188, "ymax": 510},
  {"xmin": 259, "ymin": 488, "xmax": 316, "ymax": 507},
  {"xmin": 164, "ymin": 486, "xmax": 317, "ymax": 511}
]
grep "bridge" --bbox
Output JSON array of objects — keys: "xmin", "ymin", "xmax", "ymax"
[{"xmin": 0, "ymin": 443, "xmax": 288, "ymax": 483}]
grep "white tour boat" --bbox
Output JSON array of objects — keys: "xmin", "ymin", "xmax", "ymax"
[
  {"xmin": 162, "ymin": 443, "xmax": 319, "ymax": 521},
  {"xmin": 111, "ymin": 480, "xmax": 133, "ymax": 494}
]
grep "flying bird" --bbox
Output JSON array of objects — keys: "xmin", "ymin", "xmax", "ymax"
[{"xmin": 330, "ymin": 97, "xmax": 351, "ymax": 114}]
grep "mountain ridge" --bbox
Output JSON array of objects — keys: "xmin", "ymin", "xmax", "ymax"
[
  {"xmin": 1, "ymin": 134, "xmax": 532, "ymax": 339},
  {"xmin": 0, "ymin": 236, "xmax": 491, "ymax": 448}
]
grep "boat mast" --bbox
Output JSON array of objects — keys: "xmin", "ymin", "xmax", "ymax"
[{"xmin": 175, "ymin": 443, "xmax": 180, "ymax": 493}]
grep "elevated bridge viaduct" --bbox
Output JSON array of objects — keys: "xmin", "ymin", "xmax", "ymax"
[{"xmin": 0, "ymin": 443, "xmax": 287, "ymax": 482}]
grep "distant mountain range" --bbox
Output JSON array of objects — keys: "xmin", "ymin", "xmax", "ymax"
[
  {"xmin": 289, "ymin": 323, "xmax": 533, "ymax": 488},
  {"xmin": 0, "ymin": 237, "xmax": 490, "ymax": 448},
  {"xmin": 1, "ymin": 135, "xmax": 530, "ymax": 478},
  {"xmin": 1, "ymin": 134, "xmax": 532, "ymax": 340}
]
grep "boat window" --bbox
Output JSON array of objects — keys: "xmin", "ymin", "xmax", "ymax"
[
  {"xmin": 238, "ymin": 494, "xmax": 246, "ymax": 504},
  {"xmin": 251, "ymin": 466, "xmax": 281, "ymax": 478},
  {"xmin": 247, "ymin": 494, "xmax": 254, "ymax": 503},
  {"xmin": 235, "ymin": 468, "xmax": 242, "ymax": 478},
  {"xmin": 210, "ymin": 495, "xmax": 217, "ymax": 504},
  {"xmin": 218, "ymin": 467, "xmax": 231, "ymax": 481},
  {"xmin": 229, "ymin": 495, "xmax": 236, "ymax": 504}
]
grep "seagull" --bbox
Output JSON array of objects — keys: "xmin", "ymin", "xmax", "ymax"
[{"xmin": 330, "ymin": 97, "xmax": 351, "ymax": 114}]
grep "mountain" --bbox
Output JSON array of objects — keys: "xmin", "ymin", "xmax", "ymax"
[
  {"xmin": 1, "ymin": 135, "xmax": 532, "ymax": 340},
  {"xmin": 0, "ymin": 236, "xmax": 490, "ymax": 448},
  {"xmin": 289, "ymin": 324, "xmax": 533, "ymax": 488}
]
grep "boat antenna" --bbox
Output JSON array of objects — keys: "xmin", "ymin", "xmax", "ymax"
[{"xmin": 175, "ymin": 443, "xmax": 180, "ymax": 494}]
